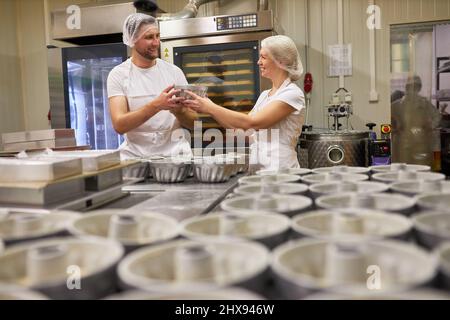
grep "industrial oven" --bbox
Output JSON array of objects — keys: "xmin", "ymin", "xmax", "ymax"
[{"xmin": 160, "ymin": 10, "xmax": 275, "ymax": 145}]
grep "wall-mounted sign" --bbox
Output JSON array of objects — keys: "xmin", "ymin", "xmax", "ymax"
[{"xmin": 328, "ymin": 44, "xmax": 352, "ymax": 77}]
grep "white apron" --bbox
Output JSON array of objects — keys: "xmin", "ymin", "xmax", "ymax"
[{"xmin": 119, "ymin": 61, "xmax": 192, "ymax": 160}]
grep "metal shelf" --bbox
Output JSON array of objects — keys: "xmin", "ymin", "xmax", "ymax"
[{"xmin": 437, "ymin": 57, "xmax": 450, "ymax": 111}]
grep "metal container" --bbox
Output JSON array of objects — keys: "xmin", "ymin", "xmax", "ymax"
[
  {"xmin": 193, "ymin": 158, "xmax": 235, "ymax": 183},
  {"xmin": 413, "ymin": 211, "xmax": 450, "ymax": 249},
  {"xmin": 271, "ymin": 238, "xmax": 438, "ymax": 299},
  {"xmin": 149, "ymin": 159, "xmax": 191, "ymax": 183},
  {"xmin": 391, "ymin": 181, "xmax": 450, "ymax": 197},
  {"xmin": 238, "ymin": 174, "xmax": 301, "ymax": 185},
  {"xmin": 371, "ymin": 171, "xmax": 446, "ymax": 183},
  {"xmin": 416, "ymin": 193, "xmax": 450, "ymax": 213},
  {"xmin": 209, "ymin": 154, "xmax": 244, "ymax": 177},
  {"xmin": 1, "ymin": 129, "xmax": 75, "ymax": 145},
  {"xmin": 68, "ymin": 209, "xmax": 179, "ymax": 252},
  {"xmin": 34, "ymin": 150, "xmax": 121, "ymax": 172},
  {"xmin": 180, "ymin": 212, "xmax": 291, "ymax": 249},
  {"xmin": 309, "ymin": 181, "xmax": 389, "ymax": 199},
  {"xmin": 256, "ymin": 168, "xmax": 312, "ymax": 176},
  {"xmin": 291, "ymin": 209, "xmax": 413, "ymax": 241},
  {"xmin": 369, "ymin": 163, "xmax": 431, "ymax": 174},
  {"xmin": 234, "ymin": 183, "xmax": 309, "ymax": 197},
  {"xmin": 312, "ymin": 166, "xmax": 370, "ymax": 175},
  {"xmin": 174, "ymin": 84, "xmax": 207, "ymax": 99},
  {"xmin": 438, "ymin": 243, "xmax": 450, "ymax": 290},
  {"xmin": 85, "ymin": 167, "xmax": 123, "ymax": 191},
  {"xmin": 0, "ymin": 158, "xmax": 82, "ymax": 182},
  {"xmin": 0, "ymin": 177, "xmax": 85, "ymax": 206},
  {"xmin": 0, "ymin": 209, "xmax": 80, "ymax": 246},
  {"xmin": 0, "ymin": 237, "xmax": 124, "ymax": 299},
  {"xmin": 105, "ymin": 287, "xmax": 264, "ymax": 300},
  {"xmin": 122, "ymin": 161, "xmax": 150, "ymax": 179},
  {"xmin": 236, "ymin": 154, "xmax": 249, "ymax": 174},
  {"xmin": 221, "ymin": 194, "xmax": 313, "ymax": 217},
  {"xmin": 117, "ymin": 239, "xmax": 269, "ymax": 294},
  {"xmin": 300, "ymin": 172, "xmax": 369, "ymax": 185},
  {"xmin": 298, "ymin": 130, "xmax": 370, "ymax": 169},
  {"xmin": 315, "ymin": 193, "xmax": 416, "ymax": 215},
  {"xmin": 1, "ymin": 138, "xmax": 77, "ymax": 152}
]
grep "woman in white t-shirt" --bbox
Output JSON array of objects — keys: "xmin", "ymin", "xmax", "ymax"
[{"xmin": 184, "ymin": 35, "xmax": 305, "ymax": 170}]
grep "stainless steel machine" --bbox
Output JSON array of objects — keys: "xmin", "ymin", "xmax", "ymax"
[
  {"xmin": 298, "ymin": 130, "xmax": 369, "ymax": 169},
  {"xmin": 298, "ymin": 89, "xmax": 370, "ymax": 169}
]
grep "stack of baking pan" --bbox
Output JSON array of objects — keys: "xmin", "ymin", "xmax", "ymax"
[
  {"xmin": 0, "ymin": 158, "xmax": 84, "ymax": 206},
  {"xmin": 1, "ymin": 129, "xmax": 77, "ymax": 152},
  {"xmin": 34, "ymin": 150, "xmax": 122, "ymax": 191}
]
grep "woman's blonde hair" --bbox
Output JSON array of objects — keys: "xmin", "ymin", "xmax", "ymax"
[{"xmin": 261, "ymin": 35, "xmax": 304, "ymax": 81}]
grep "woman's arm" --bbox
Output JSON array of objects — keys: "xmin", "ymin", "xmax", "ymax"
[{"xmin": 183, "ymin": 93, "xmax": 298, "ymax": 130}]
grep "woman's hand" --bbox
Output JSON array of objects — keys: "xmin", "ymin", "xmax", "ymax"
[
  {"xmin": 182, "ymin": 91, "xmax": 216, "ymax": 114},
  {"xmin": 152, "ymin": 85, "xmax": 185, "ymax": 111}
]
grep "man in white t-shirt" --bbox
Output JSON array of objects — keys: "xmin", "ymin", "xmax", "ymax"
[{"xmin": 107, "ymin": 13, "xmax": 197, "ymax": 160}]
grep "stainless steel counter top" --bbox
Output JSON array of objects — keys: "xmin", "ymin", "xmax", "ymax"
[{"xmin": 99, "ymin": 175, "xmax": 242, "ymax": 221}]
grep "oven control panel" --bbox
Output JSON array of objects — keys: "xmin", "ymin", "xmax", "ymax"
[{"xmin": 216, "ymin": 14, "xmax": 258, "ymax": 31}]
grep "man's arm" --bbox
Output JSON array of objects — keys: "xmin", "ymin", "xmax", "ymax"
[
  {"xmin": 109, "ymin": 96, "xmax": 161, "ymax": 135},
  {"xmin": 109, "ymin": 85, "xmax": 182, "ymax": 134}
]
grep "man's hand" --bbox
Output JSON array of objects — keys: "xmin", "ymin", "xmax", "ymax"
[{"xmin": 152, "ymin": 85, "xmax": 185, "ymax": 111}]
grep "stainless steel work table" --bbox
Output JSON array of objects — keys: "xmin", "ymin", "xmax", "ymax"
[{"xmin": 99, "ymin": 175, "xmax": 243, "ymax": 221}]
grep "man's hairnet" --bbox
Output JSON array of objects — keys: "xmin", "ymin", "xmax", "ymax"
[
  {"xmin": 123, "ymin": 13, "xmax": 158, "ymax": 48},
  {"xmin": 261, "ymin": 35, "xmax": 304, "ymax": 81}
]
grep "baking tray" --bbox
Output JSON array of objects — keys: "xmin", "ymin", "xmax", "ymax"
[
  {"xmin": 53, "ymin": 178, "xmax": 141, "ymax": 212},
  {"xmin": 0, "ymin": 146, "xmax": 90, "ymax": 158},
  {"xmin": 2, "ymin": 138, "xmax": 77, "ymax": 152},
  {"xmin": 1, "ymin": 129, "xmax": 75, "ymax": 144},
  {"xmin": 85, "ymin": 167, "xmax": 123, "ymax": 191},
  {"xmin": 0, "ymin": 162, "xmax": 142, "ymax": 210},
  {"xmin": 0, "ymin": 178, "xmax": 85, "ymax": 206},
  {"xmin": 0, "ymin": 158, "xmax": 82, "ymax": 182},
  {"xmin": 39, "ymin": 150, "xmax": 121, "ymax": 172}
]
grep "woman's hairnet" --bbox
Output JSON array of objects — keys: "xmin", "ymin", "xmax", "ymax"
[
  {"xmin": 261, "ymin": 35, "xmax": 304, "ymax": 81},
  {"xmin": 123, "ymin": 13, "xmax": 158, "ymax": 47}
]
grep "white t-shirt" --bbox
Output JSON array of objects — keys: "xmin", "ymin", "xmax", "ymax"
[
  {"xmin": 107, "ymin": 58, "xmax": 188, "ymax": 98},
  {"xmin": 249, "ymin": 79, "xmax": 305, "ymax": 169},
  {"xmin": 106, "ymin": 58, "xmax": 191, "ymax": 159}
]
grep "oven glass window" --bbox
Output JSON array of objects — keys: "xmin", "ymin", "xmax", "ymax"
[
  {"xmin": 67, "ymin": 57, "xmax": 124, "ymax": 150},
  {"xmin": 63, "ymin": 43, "xmax": 127, "ymax": 150},
  {"xmin": 175, "ymin": 42, "xmax": 260, "ymax": 131}
]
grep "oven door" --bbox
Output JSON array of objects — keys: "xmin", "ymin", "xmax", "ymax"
[{"xmin": 49, "ymin": 43, "xmax": 128, "ymax": 150}]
